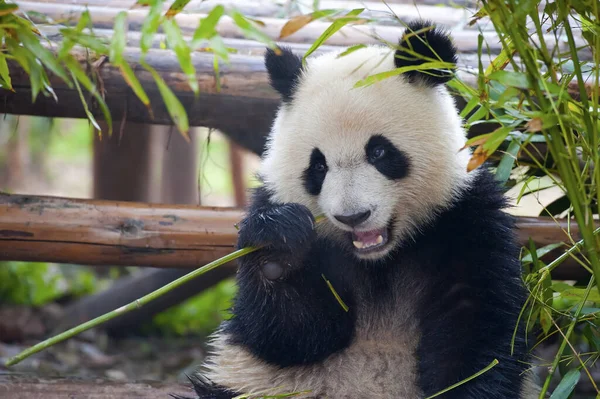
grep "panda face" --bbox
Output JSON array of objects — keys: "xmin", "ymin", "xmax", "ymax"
[{"xmin": 260, "ymin": 22, "xmax": 474, "ymax": 260}]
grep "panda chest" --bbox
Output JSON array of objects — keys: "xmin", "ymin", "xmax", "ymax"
[{"xmin": 315, "ymin": 292, "xmax": 425, "ymax": 398}]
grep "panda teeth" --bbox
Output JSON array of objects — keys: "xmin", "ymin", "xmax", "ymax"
[{"xmin": 353, "ymin": 235, "xmax": 384, "ymax": 250}]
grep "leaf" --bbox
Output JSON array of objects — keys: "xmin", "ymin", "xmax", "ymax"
[
  {"xmin": 142, "ymin": 61, "xmax": 189, "ymax": 139},
  {"xmin": 192, "ymin": 5, "xmax": 224, "ymax": 45},
  {"xmin": 60, "ymin": 31, "xmax": 110, "ymax": 56},
  {"xmin": 165, "ymin": 0, "xmax": 191, "ymax": 18},
  {"xmin": 521, "ymin": 243, "xmax": 564, "ymax": 264},
  {"xmin": 163, "ymin": 18, "xmax": 198, "ymax": 94},
  {"xmin": 336, "ymin": 44, "xmax": 366, "ymax": 58},
  {"xmin": 488, "ymin": 70, "xmax": 531, "ymax": 89},
  {"xmin": 549, "ymin": 369, "xmax": 580, "ymax": 399},
  {"xmin": 552, "ymin": 284, "xmax": 600, "ymax": 304},
  {"xmin": 279, "ymin": 9, "xmax": 340, "ymax": 39},
  {"xmin": 354, "ymin": 61, "xmax": 455, "ymax": 88},
  {"xmin": 228, "ymin": 10, "xmax": 276, "ymax": 48},
  {"xmin": 466, "ymin": 126, "xmax": 512, "ymax": 172},
  {"xmin": 17, "ymin": 29, "xmax": 70, "ymax": 84},
  {"xmin": 0, "ymin": 53, "xmax": 13, "ymax": 90},
  {"xmin": 64, "ymin": 54, "xmax": 113, "ymax": 136},
  {"xmin": 0, "ymin": 2, "xmax": 18, "ymax": 16},
  {"xmin": 539, "ymin": 309, "xmax": 552, "ymax": 335},
  {"xmin": 526, "ymin": 114, "xmax": 559, "ymax": 132},
  {"xmin": 118, "ymin": 61, "xmax": 152, "ymax": 114},
  {"xmin": 494, "ymin": 139, "xmax": 519, "ymax": 184},
  {"xmin": 110, "ymin": 11, "xmax": 128, "ymax": 64},
  {"xmin": 140, "ymin": 0, "xmax": 164, "ymax": 53},
  {"xmin": 303, "ymin": 9, "xmax": 366, "ymax": 61}
]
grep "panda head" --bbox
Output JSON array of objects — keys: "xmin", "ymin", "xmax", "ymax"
[{"xmin": 260, "ymin": 21, "xmax": 473, "ymax": 261}]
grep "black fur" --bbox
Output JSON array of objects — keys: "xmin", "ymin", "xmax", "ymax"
[
  {"xmin": 365, "ymin": 134, "xmax": 411, "ymax": 180},
  {"xmin": 302, "ymin": 148, "xmax": 328, "ymax": 195},
  {"xmin": 395, "ymin": 20, "xmax": 458, "ymax": 86},
  {"xmin": 265, "ymin": 47, "xmax": 304, "ymax": 102},
  {"xmin": 188, "ymin": 169, "xmax": 530, "ymax": 398}
]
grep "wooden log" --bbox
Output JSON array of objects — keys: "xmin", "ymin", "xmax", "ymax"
[
  {"xmin": 0, "ymin": 374, "xmax": 190, "ymax": 399},
  {"xmin": 16, "ymin": 2, "xmax": 578, "ymax": 54},
  {"xmin": 0, "ymin": 192, "xmax": 243, "ymax": 268},
  {"xmin": 0, "ymin": 193, "xmax": 591, "ymax": 280},
  {"xmin": 0, "ymin": 45, "xmax": 276, "ymax": 156}
]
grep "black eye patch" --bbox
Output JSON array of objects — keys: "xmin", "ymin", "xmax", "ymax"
[
  {"xmin": 365, "ymin": 135, "xmax": 410, "ymax": 180},
  {"xmin": 302, "ymin": 148, "xmax": 328, "ymax": 196}
]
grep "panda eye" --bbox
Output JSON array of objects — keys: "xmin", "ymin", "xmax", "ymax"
[
  {"xmin": 313, "ymin": 161, "xmax": 327, "ymax": 173},
  {"xmin": 369, "ymin": 146, "xmax": 386, "ymax": 162}
]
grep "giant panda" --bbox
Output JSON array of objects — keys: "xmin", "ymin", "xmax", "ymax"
[{"xmin": 176, "ymin": 20, "xmax": 539, "ymax": 399}]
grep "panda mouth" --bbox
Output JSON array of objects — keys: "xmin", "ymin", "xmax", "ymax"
[{"xmin": 351, "ymin": 228, "xmax": 389, "ymax": 253}]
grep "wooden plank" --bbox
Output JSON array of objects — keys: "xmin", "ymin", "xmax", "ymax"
[
  {"xmin": 0, "ymin": 374, "xmax": 191, "ymax": 399},
  {"xmin": 0, "ymin": 193, "xmax": 591, "ymax": 280}
]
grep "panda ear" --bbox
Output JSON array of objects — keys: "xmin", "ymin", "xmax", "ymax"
[
  {"xmin": 265, "ymin": 47, "xmax": 303, "ymax": 102},
  {"xmin": 394, "ymin": 20, "xmax": 457, "ymax": 86}
]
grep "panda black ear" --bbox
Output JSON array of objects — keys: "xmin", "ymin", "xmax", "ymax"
[
  {"xmin": 265, "ymin": 47, "xmax": 303, "ymax": 102},
  {"xmin": 394, "ymin": 20, "xmax": 457, "ymax": 86}
]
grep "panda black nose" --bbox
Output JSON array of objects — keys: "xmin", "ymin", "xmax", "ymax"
[{"xmin": 334, "ymin": 210, "xmax": 371, "ymax": 227}]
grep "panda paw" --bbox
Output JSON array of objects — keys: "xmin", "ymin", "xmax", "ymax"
[
  {"xmin": 170, "ymin": 374, "xmax": 237, "ymax": 399},
  {"xmin": 237, "ymin": 202, "xmax": 316, "ymax": 254}
]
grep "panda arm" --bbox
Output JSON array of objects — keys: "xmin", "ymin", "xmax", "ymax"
[
  {"xmin": 416, "ymin": 211, "xmax": 529, "ymax": 398},
  {"xmin": 223, "ymin": 185, "xmax": 355, "ymax": 367}
]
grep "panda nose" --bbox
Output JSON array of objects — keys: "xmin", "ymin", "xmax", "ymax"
[{"xmin": 334, "ymin": 210, "xmax": 371, "ymax": 227}]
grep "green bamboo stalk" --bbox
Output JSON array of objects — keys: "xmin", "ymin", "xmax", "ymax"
[
  {"xmin": 537, "ymin": 276, "xmax": 596, "ymax": 398},
  {"xmin": 5, "ymin": 214, "xmax": 327, "ymax": 367},
  {"xmin": 4, "ymin": 246, "xmax": 258, "ymax": 367}
]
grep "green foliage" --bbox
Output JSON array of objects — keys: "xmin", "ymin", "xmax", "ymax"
[
  {"xmin": 150, "ymin": 279, "xmax": 237, "ymax": 337},
  {"xmin": 0, "ymin": 262, "xmax": 99, "ymax": 305}
]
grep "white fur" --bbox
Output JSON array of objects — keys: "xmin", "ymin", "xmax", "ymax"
[{"xmin": 259, "ymin": 46, "xmax": 473, "ymax": 259}]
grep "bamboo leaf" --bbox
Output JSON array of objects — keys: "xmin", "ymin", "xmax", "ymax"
[
  {"xmin": 142, "ymin": 61, "xmax": 189, "ymax": 139},
  {"xmin": 0, "ymin": 53, "xmax": 13, "ymax": 91},
  {"xmin": 17, "ymin": 29, "xmax": 70, "ymax": 84},
  {"xmin": 118, "ymin": 61, "xmax": 151, "ymax": 113},
  {"xmin": 466, "ymin": 126, "xmax": 512, "ymax": 172},
  {"xmin": 354, "ymin": 61, "xmax": 454, "ymax": 88},
  {"xmin": 549, "ymin": 369, "xmax": 580, "ymax": 399},
  {"xmin": 192, "ymin": 5, "xmax": 224, "ymax": 45},
  {"xmin": 165, "ymin": 0, "xmax": 191, "ymax": 18},
  {"xmin": 163, "ymin": 18, "xmax": 198, "ymax": 94},
  {"xmin": 336, "ymin": 44, "xmax": 366, "ymax": 58},
  {"xmin": 64, "ymin": 54, "xmax": 113, "ymax": 136},
  {"xmin": 494, "ymin": 139, "xmax": 520, "ymax": 184},
  {"xmin": 110, "ymin": 11, "xmax": 128, "ymax": 64},
  {"xmin": 488, "ymin": 70, "xmax": 530, "ymax": 89},
  {"xmin": 228, "ymin": 10, "xmax": 276, "ymax": 49},
  {"xmin": 140, "ymin": 0, "xmax": 164, "ymax": 53},
  {"xmin": 0, "ymin": 2, "xmax": 18, "ymax": 16},
  {"xmin": 279, "ymin": 9, "xmax": 340, "ymax": 39},
  {"xmin": 304, "ymin": 9, "xmax": 366, "ymax": 61}
]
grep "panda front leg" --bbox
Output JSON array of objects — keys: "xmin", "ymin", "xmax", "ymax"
[{"xmin": 224, "ymin": 195, "xmax": 355, "ymax": 367}]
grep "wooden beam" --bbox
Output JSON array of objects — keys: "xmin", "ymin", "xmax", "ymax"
[
  {"xmin": 0, "ymin": 193, "xmax": 591, "ymax": 280},
  {"xmin": 0, "ymin": 192, "xmax": 242, "ymax": 268},
  {"xmin": 15, "ymin": 2, "xmax": 580, "ymax": 54},
  {"xmin": 0, "ymin": 45, "xmax": 277, "ymax": 156},
  {"xmin": 0, "ymin": 374, "xmax": 191, "ymax": 399}
]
